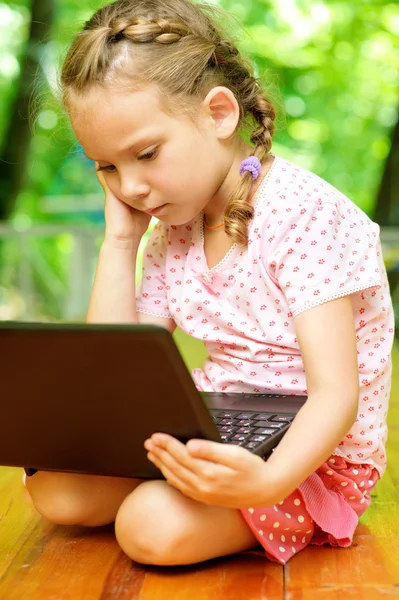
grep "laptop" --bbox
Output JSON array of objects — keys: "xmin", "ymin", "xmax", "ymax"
[{"xmin": 0, "ymin": 322, "xmax": 307, "ymax": 479}]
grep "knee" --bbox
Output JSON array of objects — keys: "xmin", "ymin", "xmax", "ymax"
[
  {"xmin": 26, "ymin": 471, "xmax": 91, "ymax": 526},
  {"xmin": 115, "ymin": 480, "xmax": 189, "ymax": 565}
]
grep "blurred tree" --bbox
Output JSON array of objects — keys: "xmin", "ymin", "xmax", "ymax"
[
  {"xmin": 374, "ymin": 115, "xmax": 399, "ymax": 225},
  {"xmin": 0, "ymin": 0, "xmax": 398, "ymax": 321},
  {"xmin": 0, "ymin": 0, "xmax": 54, "ymax": 220},
  {"xmin": 224, "ymin": 0, "xmax": 399, "ymax": 216},
  {"xmin": 1, "ymin": 0, "xmax": 398, "ymax": 223}
]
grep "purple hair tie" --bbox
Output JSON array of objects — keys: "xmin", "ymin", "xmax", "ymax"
[{"xmin": 239, "ymin": 156, "xmax": 262, "ymax": 180}]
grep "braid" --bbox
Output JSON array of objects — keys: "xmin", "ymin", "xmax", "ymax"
[
  {"xmin": 209, "ymin": 39, "xmax": 239, "ymax": 66},
  {"xmin": 109, "ymin": 16, "xmax": 191, "ymax": 44},
  {"xmin": 224, "ymin": 75, "xmax": 276, "ymax": 246},
  {"xmin": 201, "ymin": 41, "xmax": 276, "ymax": 245},
  {"xmin": 61, "ymin": 0, "xmax": 278, "ymax": 247},
  {"xmin": 249, "ymin": 88, "xmax": 275, "ymax": 153}
]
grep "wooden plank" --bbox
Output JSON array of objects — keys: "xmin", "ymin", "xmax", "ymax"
[
  {"xmin": 0, "ymin": 469, "xmax": 284, "ymax": 599},
  {"xmin": 285, "ymin": 507, "xmax": 399, "ymax": 599},
  {"xmin": 139, "ymin": 555, "xmax": 283, "ymax": 600},
  {"xmin": 0, "ymin": 468, "xmax": 147, "ymax": 600},
  {"xmin": 0, "ymin": 519, "xmax": 146, "ymax": 600},
  {"xmin": 284, "ymin": 493, "xmax": 399, "ymax": 591}
]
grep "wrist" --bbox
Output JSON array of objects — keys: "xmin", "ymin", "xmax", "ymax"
[
  {"xmin": 102, "ymin": 234, "xmax": 141, "ymax": 252},
  {"xmin": 255, "ymin": 459, "xmax": 295, "ymax": 507}
]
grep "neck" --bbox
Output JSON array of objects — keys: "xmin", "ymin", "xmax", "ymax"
[
  {"xmin": 202, "ymin": 142, "xmax": 253, "ymax": 227},
  {"xmin": 203, "ymin": 151, "xmax": 273, "ymax": 228}
]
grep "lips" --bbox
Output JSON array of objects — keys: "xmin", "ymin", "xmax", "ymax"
[{"xmin": 145, "ymin": 204, "xmax": 167, "ymax": 216}]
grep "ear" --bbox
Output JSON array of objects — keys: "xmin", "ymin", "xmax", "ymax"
[{"xmin": 202, "ymin": 86, "xmax": 240, "ymax": 140}]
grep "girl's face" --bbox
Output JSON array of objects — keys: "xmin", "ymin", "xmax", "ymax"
[{"xmin": 70, "ymin": 85, "xmax": 237, "ymax": 225}]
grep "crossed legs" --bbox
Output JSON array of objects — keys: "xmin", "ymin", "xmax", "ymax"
[{"xmin": 26, "ymin": 472, "xmax": 259, "ymax": 565}]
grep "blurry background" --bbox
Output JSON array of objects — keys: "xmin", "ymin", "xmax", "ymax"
[{"xmin": 0, "ymin": 0, "xmax": 398, "ymax": 349}]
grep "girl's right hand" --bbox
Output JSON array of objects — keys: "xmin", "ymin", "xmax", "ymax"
[{"xmin": 96, "ymin": 166, "xmax": 152, "ymax": 245}]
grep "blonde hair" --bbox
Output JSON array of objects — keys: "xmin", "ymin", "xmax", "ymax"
[{"xmin": 61, "ymin": 0, "xmax": 276, "ymax": 245}]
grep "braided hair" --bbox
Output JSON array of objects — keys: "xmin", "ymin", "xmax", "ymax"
[{"xmin": 61, "ymin": 0, "xmax": 276, "ymax": 245}]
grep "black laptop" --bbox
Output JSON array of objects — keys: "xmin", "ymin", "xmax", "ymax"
[{"xmin": 0, "ymin": 322, "xmax": 307, "ymax": 479}]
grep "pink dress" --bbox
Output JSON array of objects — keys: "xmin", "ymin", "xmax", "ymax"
[{"xmin": 136, "ymin": 154, "xmax": 394, "ymax": 563}]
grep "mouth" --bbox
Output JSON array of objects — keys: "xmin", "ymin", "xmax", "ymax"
[{"xmin": 145, "ymin": 204, "xmax": 167, "ymax": 216}]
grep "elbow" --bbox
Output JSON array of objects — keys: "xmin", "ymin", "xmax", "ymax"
[
  {"xmin": 347, "ymin": 403, "xmax": 358, "ymax": 430},
  {"xmin": 344, "ymin": 384, "xmax": 359, "ymax": 430},
  {"xmin": 321, "ymin": 381, "xmax": 359, "ymax": 432}
]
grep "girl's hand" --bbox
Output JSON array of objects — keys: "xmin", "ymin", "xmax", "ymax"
[
  {"xmin": 144, "ymin": 434, "xmax": 277, "ymax": 509},
  {"xmin": 96, "ymin": 165, "xmax": 152, "ymax": 244}
]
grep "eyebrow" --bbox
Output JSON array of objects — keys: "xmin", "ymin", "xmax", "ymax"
[{"xmin": 84, "ymin": 133, "xmax": 159, "ymax": 161}]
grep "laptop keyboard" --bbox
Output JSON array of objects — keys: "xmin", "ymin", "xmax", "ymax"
[{"xmin": 210, "ymin": 409, "xmax": 295, "ymax": 452}]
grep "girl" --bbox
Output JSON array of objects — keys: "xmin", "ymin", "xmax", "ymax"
[{"xmin": 26, "ymin": 0, "xmax": 394, "ymax": 566}]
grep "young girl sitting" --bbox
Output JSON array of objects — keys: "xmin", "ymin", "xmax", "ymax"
[{"xmin": 25, "ymin": 0, "xmax": 394, "ymax": 567}]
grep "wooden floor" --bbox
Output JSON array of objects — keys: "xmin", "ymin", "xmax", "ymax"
[{"xmin": 0, "ymin": 348, "xmax": 398, "ymax": 599}]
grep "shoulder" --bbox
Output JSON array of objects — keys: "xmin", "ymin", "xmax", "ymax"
[
  {"xmin": 255, "ymin": 154, "xmax": 375, "ymax": 230},
  {"xmin": 260, "ymin": 155, "xmax": 341, "ymax": 208}
]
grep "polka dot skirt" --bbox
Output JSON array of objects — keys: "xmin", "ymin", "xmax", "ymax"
[{"xmin": 240, "ymin": 456, "xmax": 379, "ymax": 564}]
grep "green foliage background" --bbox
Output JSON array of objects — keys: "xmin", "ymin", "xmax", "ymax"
[{"xmin": 0, "ymin": 0, "xmax": 398, "ymax": 320}]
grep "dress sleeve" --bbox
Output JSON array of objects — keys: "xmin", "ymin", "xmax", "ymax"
[
  {"xmin": 266, "ymin": 199, "xmax": 383, "ymax": 317},
  {"xmin": 135, "ymin": 221, "xmax": 173, "ymax": 319}
]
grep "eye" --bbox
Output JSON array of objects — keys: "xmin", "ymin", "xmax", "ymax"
[
  {"xmin": 138, "ymin": 147, "xmax": 158, "ymax": 161},
  {"xmin": 96, "ymin": 164, "xmax": 117, "ymax": 173}
]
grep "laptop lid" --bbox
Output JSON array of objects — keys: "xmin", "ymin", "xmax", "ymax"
[{"xmin": 0, "ymin": 322, "xmax": 306, "ymax": 479}]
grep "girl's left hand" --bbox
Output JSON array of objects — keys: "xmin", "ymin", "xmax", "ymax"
[{"xmin": 144, "ymin": 433, "xmax": 275, "ymax": 509}]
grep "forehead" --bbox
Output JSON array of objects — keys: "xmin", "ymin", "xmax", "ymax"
[{"xmin": 68, "ymin": 85, "xmax": 181, "ymax": 157}]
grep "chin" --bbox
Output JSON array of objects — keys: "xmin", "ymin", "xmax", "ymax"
[{"xmin": 157, "ymin": 214, "xmax": 196, "ymax": 227}]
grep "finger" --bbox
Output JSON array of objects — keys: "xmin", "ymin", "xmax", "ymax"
[
  {"xmin": 151, "ymin": 434, "xmax": 211, "ymax": 473},
  {"xmin": 155, "ymin": 447, "xmax": 202, "ymax": 485},
  {"xmin": 147, "ymin": 452, "xmax": 181, "ymax": 487},
  {"xmin": 147, "ymin": 452, "xmax": 173, "ymax": 480},
  {"xmin": 148, "ymin": 447, "xmax": 198, "ymax": 490},
  {"xmin": 186, "ymin": 439, "xmax": 246, "ymax": 468},
  {"xmin": 152, "ymin": 459, "xmax": 194, "ymax": 496}
]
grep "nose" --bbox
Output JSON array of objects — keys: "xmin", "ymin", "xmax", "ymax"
[{"xmin": 119, "ymin": 173, "xmax": 150, "ymax": 204}]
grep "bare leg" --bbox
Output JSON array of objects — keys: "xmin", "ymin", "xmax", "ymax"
[
  {"xmin": 115, "ymin": 480, "xmax": 259, "ymax": 566},
  {"xmin": 25, "ymin": 470, "xmax": 143, "ymax": 527}
]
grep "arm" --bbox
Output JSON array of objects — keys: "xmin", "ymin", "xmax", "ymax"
[
  {"xmin": 87, "ymin": 238, "xmax": 140, "ymax": 324},
  {"xmin": 262, "ymin": 295, "xmax": 359, "ymax": 502},
  {"xmin": 142, "ymin": 295, "xmax": 360, "ymax": 509},
  {"xmin": 87, "ymin": 237, "xmax": 176, "ymax": 333},
  {"xmin": 87, "ymin": 168, "xmax": 176, "ymax": 332}
]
